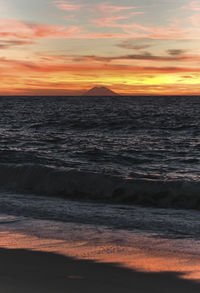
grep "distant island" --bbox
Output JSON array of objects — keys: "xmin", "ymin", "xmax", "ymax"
[{"xmin": 83, "ymin": 86, "xmax": 120, "ymax": 96}]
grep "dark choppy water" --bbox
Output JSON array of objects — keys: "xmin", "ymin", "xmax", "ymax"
[{"xmin": 0, "ymin": 95, "xmax": 200, "ymax": 209}]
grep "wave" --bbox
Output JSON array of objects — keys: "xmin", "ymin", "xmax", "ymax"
[{"xmin": 0, "ymin": 164, "xmax": 200, "ymax": 210}]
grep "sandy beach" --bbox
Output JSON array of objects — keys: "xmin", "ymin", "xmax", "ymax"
[{"xmin": 0, "ymin": 247, "xmax": 199, "ymax": 293}]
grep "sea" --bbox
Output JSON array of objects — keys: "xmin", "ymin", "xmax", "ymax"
[{"xmin": 0, "ymin": 95, "xmax": 200, "ymax": 280}]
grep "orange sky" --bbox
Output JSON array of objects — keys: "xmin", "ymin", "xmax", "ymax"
[{"xmin": 0, "ymin": 0, "xmax": 200, "ymax": 95}]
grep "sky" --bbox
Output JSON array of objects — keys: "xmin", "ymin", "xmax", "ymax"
[{"xmin": 0, "ymin": 0, "xmax": 200, "ymax": 95}]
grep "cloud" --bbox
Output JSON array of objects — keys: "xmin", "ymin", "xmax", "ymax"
[
  {"xmin": 181, "ymin": 75, "xmax": 194, "ymax": 79},
  {"xmin": 53, "ymin": 1, "xmax": 198, "ymax": 41},
  {"xmin": 1, "ymin": 54, "xmax": 200, "ymax": 96},
  {"xmin": 183, "ymin": 1, "xmax": 200, "ymax": 11},
  {"xmin": 93, "ymin": 11, "xmax": 143, "ymax": 27},
  {"xmin": 93, "ymin": 3, "xmax": 144, "ymax": 33},
  {"xmin": 2, "ymin": 82, "xmax": 200, "ymax": 96},
  {"xmin": 115, "ymin": 83, "xmax": 200, "ymax": 95},
  {"xmin": 2, "ymin": 55, "xmax": 200, "ymax": 75},
  {"xmin": 116, "ymin": 39, "xmax": 151, "ymax": 50},
  {"xmin": 54, "ymin": 1, "xmax": 83, "ymax": 11},
  {"xmin": 167, "ymin": 49, "xmax": 185, "ymax": 56},
  {"xmin": 0, "ymin": 18, "xmax": 83, "ymax": 39},
  {"xmin": 74, "ymin": 51, "xmax": 200, "ymax": 63},
  {"xmin": 0, "ymin": 18, "xmax": 128, "ymax": 40},
  {"xmin": 93, "ymin": 13, "xmax": 200, "ymax": 40},
  {"xmin": 1, "ymin": 12, "xmax": 199, "ymax": 42},
  {"xmin": 0, "ymin": 40, "xmax": 34, "ymax": 49},
  {"xmin": 54, "ymin": 0, "xmax": 142, "ymax": 16},
  {"xmin": 19, "ymin": 88, "xmax": 84, "ymax": 96},
  {"xmin": 96, "ymin": 2, "xmax": 138, "ymax": 13},
  {"xmin": 94, "ymin": 20, "xmax": 196, "ymax": 39},
  {"xmin": 189, "ymin": 13, "xmax": 200, "ymax": 26}
]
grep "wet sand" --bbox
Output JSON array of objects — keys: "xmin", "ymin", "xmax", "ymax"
[{"xmin": 0, "ymin": 247, "xmax": 200, "ymax": 293}]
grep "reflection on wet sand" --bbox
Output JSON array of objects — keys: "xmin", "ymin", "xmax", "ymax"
[
  {"xmin": 0, "ymin": 231, "xmax": 200, "ymax": 281},
  {"xmin": 1, "ymin": 246, "xmax": 200, "ymax": 293}
]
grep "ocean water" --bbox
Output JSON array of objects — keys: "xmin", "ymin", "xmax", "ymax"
[
  {"xmin": 0, "ymin": 95, "xmax": 199, "ymax": 209},
  {"xmin": 0, "ymin": 95, "xmax": 200, "ymax": 280}
]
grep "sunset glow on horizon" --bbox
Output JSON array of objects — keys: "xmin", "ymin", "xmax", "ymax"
[{"xmin": 1, "ymin": 0, "xmax": 200, "ymax": 95}]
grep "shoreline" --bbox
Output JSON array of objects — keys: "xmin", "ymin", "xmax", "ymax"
[{"xmin": 0, "ymin": 247, "xmax": 200, "ymax": 293}]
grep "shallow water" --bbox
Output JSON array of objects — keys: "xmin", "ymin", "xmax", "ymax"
[
  {"xmin": 1, "ymin": 196, "xmax": 200, "ymax": 280},
  {"xmin": 0, "ymin": 191, "xmax": 200, "ymax": 239},
  {"xmin": 0, "ymin": 192, "xmax": 200, "ymax": 280}
]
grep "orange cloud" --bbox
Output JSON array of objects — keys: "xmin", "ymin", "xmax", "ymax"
[
  {"xmin": 1, "ymin": 49, "xmax": 200, "ymax": 96},
  {"xmin": 113, "ymin": 83, "xmax": 200, "ymax": 96},
  {"xmin": 2, "ymin": 75, "xmax": 200, "ymax": 96},
  {"xmin": 2, "ymin": 55, "xmax": 200, "ymax": 75}
]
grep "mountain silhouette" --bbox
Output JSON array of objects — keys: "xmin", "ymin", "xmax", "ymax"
[{"xmin": 83, "ymin": 86, "xmax": 119, "ymax": 96}]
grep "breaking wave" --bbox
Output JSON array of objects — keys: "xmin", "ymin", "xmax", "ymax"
[{"xmin": 0, "ymin": 163, "xmax": 200, "ymax": 210}]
